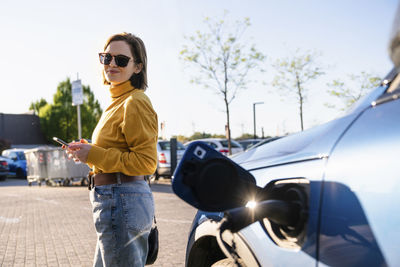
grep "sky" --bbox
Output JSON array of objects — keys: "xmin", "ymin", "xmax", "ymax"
[{"xmin": 0, "ymin": 0, "xmax": 398, "ymax": 139}]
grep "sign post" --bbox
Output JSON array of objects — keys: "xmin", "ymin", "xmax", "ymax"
[{"xmin": 72, "ymin": 77, "xmax": 83, "ymax": 140}]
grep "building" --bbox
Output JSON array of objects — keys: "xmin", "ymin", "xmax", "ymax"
[{"xmin": 0, "ymin": 113, "xmax": 48, "ymax": 149}]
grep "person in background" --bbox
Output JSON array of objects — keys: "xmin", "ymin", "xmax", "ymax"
[{"xmin": 66, "ymin": 32, "xmax": 158, "ymax": 267}]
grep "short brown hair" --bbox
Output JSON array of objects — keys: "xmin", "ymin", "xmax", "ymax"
[{"xmin": 102, "ymin": 33, "xmax": 148, "ymax": 90}]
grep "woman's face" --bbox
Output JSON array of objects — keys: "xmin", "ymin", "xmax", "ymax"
[{"xmin": 103, "ymin": 40, "xmax": 141, "ymax": 86}]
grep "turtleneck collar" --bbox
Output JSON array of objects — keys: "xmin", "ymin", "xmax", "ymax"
[{"xmin": 109, "ymin": 80, "xmax": 135, "ymax": 99}]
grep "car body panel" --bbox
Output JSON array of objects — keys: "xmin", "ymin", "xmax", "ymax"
[
  {"xmin": 320, "ymin": 97, "xmax": 400, "ymax": 266},
  {"xmin": 155, "ymin": 140, "xmax": 186, "ymax": 177},
  {"xmin": 239, "ymin": 159, "xmax": 326, "ymax": 266},
  {"xmin": 233, "ymin": 112, "xmax": 361, "ymax": 171}
]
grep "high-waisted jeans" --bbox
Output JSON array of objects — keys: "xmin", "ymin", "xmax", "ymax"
[{"xmin": 89, "ymin": 180, "xmax": 154, "ymax": 267}]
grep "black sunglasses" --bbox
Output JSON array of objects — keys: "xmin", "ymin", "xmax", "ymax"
[{"xmin": 98, "ymin": 53, "xmax": 132, "ymax": 67}]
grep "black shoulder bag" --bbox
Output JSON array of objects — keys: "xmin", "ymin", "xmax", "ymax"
[
  {"xmin": 146, "ymin": 216, "xmax": 159, "ymax": 265},
  {"xmin": 145, "ymin": 175, "xmax": 159, "ymax": 265}
]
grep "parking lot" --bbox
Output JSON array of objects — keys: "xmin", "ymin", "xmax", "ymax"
[{"xmin": 0, "ymin": 178, "xmax": 197, "ymax": 267}]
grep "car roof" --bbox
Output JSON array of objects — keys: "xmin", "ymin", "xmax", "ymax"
[{"xmin": 157, "ymin": 140, "xmax": 183, "ymax": 143}]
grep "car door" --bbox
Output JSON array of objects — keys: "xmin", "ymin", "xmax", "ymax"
[
  {"xmin": 320, "ymin": 84, "xmax": 400, "ymax": 266},
  {"xmin": 6, "ymin": 151, "xmax": 18, "ymax": 172}
]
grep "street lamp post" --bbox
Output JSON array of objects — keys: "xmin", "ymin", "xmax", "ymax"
[{"xmin": 253, "ymin": 102, "xmax": 264, "ymax": 139}]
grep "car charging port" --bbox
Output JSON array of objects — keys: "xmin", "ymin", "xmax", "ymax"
[
  {"xmin": 261, "ymin": 178, "xmax": 309, "ymax": 249},
  {"xmin": 215, "ymin": 178, "xmax": 309, "ymax": 265},
  {"xmin": 217, "ymin": 178, "xmax": 309, "ymax": 236}
]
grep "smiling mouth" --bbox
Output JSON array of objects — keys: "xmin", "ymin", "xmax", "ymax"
[{"xmin": 107, "ymin": 70, "xmax": 119, "ymax": 74}]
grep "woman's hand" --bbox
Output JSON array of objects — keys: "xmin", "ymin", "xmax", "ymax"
[{"xmin": 64, "ymin": 139, "xmax": 91, "ymax": 163}]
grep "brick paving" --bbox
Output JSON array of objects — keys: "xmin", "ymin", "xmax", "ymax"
[{"xmin": 0, "ymin": 178, "xmax": 197, "ymax": 267}]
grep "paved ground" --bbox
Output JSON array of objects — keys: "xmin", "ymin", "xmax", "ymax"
[{"xmin": 0, "ymin": 178, "xmax": 197, "ymax": 267}]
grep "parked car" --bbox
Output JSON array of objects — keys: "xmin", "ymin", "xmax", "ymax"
[
  {"xmin": 236, "ymin": 139, "xmax": 262, "ymax": 150},
  {"xmin": 0, "ymin": 156, "xmax": 9, "ymax": 181},
  {"xmin": 230, "ymin": 137, "xmax": 283, "ymax": 163},
  {"xmin": 151, "ymin": 140, "xmax": 186, "ymax": 180},
  {"xmin": 1, "ymin": 149, "xmax": 27, "ymax": 179},
  {"xmin": 237, "ymin": 137, "xmax": 282, "ymax": 152},
  {"xmin": 186, "ymin": 138, "xmax": 244, "ymax": 156},
  {"xmin": 172, "ymin": 65, "xmax": 400, "ymax": 266}
]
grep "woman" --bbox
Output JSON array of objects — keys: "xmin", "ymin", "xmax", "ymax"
[{"xmin": 66, "ymin": 32, "xmax": 158, "ymax": 267}]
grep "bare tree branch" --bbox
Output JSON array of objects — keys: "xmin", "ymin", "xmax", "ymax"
[
  {"xmin": 272, "ymin": 49, "xmax": 324, "ymax": 131},
  {"xmin": 180, "ymin": 12, "xmax": 265, "ymax": 154}
]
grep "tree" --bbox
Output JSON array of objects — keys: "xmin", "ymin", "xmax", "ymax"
[
  {"xmin": 272, "ymin": 49, "xmax": 324, "ymax": 131},
  {"xmin": 180, "ymin": 12, "xmax": 265, "ymax": 154},
  {"xmin": 187, "ymin": 132, "xmax": 225, "ymax": 141},
  {"xmin": 170, "ymin": 132, "xmax": 227, "ymax": 143},
  {"xmin": 236, "ymin": 133, "xmax": 263, "ymax": 140},
  {"xmin": 171, "ymin": 135, "xmax": 189, "ymax": 144},
  {"xmin": 30, "ymin": 78, "xmax": 103, "ymax": 143},
  {"xmin": 29, "ymin": 98, "xmax": 47, "ymax": 115},
  {"xmin": 326, "ymin": 71, "xmax": 381, "ymax": 111}
]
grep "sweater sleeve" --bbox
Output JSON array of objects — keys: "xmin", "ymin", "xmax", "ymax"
[{"xmin": 86, "ymin": 94, "xmax": 158, "ymax": 175}]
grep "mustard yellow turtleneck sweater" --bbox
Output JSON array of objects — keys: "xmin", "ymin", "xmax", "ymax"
[{"xmin": 87, "ymin": 80, "xmax": 158, "ymax": 176}]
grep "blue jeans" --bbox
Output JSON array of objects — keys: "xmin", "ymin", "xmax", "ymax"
[{"xmin": 89, "ymin": 180, "xmax": 154, "ymax": 267}]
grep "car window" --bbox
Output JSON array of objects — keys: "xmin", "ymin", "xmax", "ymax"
[
  {"xmin": 207, "ymin": 142, "xmax": 218, "ymax": 149},
  {"xmin": 220, "ymin": 140, "xmax": 241, "ymax": 148},
  {"xmin": 239, "ymin": 140, "xmax": 260, "ymax": 150},
  {"xmin": 159, "ymin": 142, "xmax": 169, "ymax": 150},
  {"xmin": 16, "ymin": 152, "xmax": 26, "ymax": 160},
  {"xmin": 159, "ymin": 141, "xmax": 185, "ymax": 150}
]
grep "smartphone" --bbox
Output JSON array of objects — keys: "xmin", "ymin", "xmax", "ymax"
[{"xmin": 52, "ymin": 137, "xmax": 69, "ymax": 147}]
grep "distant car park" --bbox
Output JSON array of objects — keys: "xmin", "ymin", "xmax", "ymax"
[
  {"xmin": 1, "ymin": 149, "xmax": 27, "ymax": 179},
  {"xmin": 185, "ymin": 138, "xmax": 244, "ymax": 156}
]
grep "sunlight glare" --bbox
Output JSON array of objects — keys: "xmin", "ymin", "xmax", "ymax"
[{"xmin": 246, "ymin": 200, "xmax": 257, "ymax": 209}]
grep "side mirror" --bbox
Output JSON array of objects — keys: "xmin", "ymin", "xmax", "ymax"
[
  {"xmin": 172, "ymin": 141, "xmax": 262, "ymax": 212},
  {"xmin": 12, "ymin": 157, "xmax": 18, "ymax": 161}
]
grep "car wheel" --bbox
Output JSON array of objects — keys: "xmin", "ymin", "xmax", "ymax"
[
  {"xmin": 150, "ymin": 171, "xmax": 160, "ymax": 182},
  {"xmin": 80, "ymin": 177, "xmax": 89, "ymax": 186},
  {"xmin": 62, "ymin": 178, "xmax": 71, "ymax": 186},
  {"xmin": 211, "ymin": 258, "xmax": 246, "ymax": 267}
]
